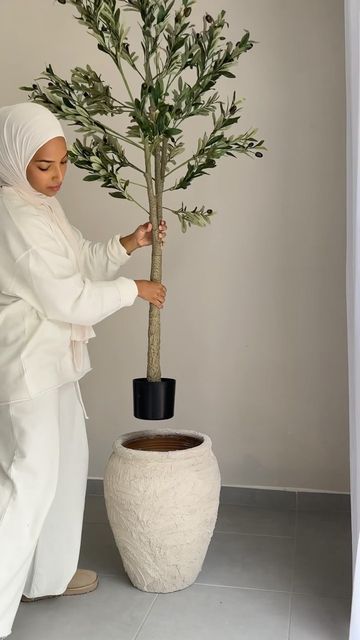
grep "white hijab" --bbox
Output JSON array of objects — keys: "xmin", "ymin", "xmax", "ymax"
[{"xmin": 0, "ymin": 102, "xmax": 95, "ymax": 371}]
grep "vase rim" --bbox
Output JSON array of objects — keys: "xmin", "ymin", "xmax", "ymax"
[{"xmin": 112, "ymin": 429, "xmax": 213, "ymax": 460}]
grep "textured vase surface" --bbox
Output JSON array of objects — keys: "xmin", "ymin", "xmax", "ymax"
[{"xmin": 104, "ymin": 428, "xmax": 221, "ymax": 593}]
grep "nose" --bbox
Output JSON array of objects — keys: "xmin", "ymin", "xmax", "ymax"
[{"xmin": 52, "ymin": 165, "xmax": 63, "ymax": 182}]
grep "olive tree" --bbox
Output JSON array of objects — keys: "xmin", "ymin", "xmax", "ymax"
[{"xmin": 21, "ymin": 0, "xmax": 264, "ymax": 397}]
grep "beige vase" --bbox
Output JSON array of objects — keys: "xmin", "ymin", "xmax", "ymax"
[{"xmin": 103, "ymin": 428, "xmax": 221, "ymax": 593}]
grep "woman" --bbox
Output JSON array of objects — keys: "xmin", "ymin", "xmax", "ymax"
[{"xmin": 0, "ymin": 102, "xmax": 167, "ymax": 638}]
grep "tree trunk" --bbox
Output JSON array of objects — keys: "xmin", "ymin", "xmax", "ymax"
[{"xmin": 144, "ymin": 140, "xmax": 164, "ymax": 382}]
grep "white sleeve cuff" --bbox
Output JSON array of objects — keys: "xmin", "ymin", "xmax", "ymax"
[
  {"xmin": 108, "ymin": 234, "xmax": 133, "ymax": 264},
  {"xmin": 114, "ymin": 277, "xmax": 138, "ymax": 307}
]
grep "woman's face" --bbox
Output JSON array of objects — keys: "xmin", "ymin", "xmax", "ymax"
[{"xmin": 26, "ymin": 136, "xmax": 68, "ymax": 196}]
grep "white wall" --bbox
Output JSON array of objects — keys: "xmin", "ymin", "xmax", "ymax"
[{"xmin": 0, "ymin": 0, "xmax": 348, "ymax": 491}]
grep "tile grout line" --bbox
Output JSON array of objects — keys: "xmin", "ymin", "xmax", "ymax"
[
  {"xmin": 287, "ymin": 494, "xmax": 299, "ymax": 640},
  {"xmin": 130, "ymin": 593, "xmax": 159, "ymax": 640},
  {"xmin": 94, "ymin": 574, "xmax": 353, "ymax": 599},
  {"xmin": 291, "ymin": 590, "xmax": 352, "ymax": 599},
  {"xmin": 194, "ymin": 581, "xmax": 291, "ymax": 594}
]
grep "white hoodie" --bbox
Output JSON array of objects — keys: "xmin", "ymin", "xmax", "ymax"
[
  {"xmin": 0, "ymin": 187, "xmax": 138, "ymax": 403},
  {"xmin": 0, "ymin": 103, "xmax": 138, "ymax": 403}
]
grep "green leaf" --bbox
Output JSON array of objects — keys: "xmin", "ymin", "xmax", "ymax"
[
  {"xmin": 165, "ymin": 128, "xmax": 182, "ymax": 136},
  {"xmin": 239, "ymin": 31, "xmax": 250, "ymax": 48},
  {"xmin": 62, "ymin": 97, "xmax": 73, "ymax": 109},
  {"xmin": 109, "ymin": 191, "xmax": 126, "ymax": 198},
  {"xmin": 208, "ymin": 134, "xmax": 224, "ymax": 145},
  {"xmin": 223, "ymin": 117, "xmax": 238, "ymax": 126},
  {"xmin": 83, "ymin": 174, "xmax": 100, "ymax": 181}
]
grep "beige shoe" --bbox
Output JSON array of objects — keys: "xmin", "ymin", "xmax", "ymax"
[
  {"xmin": 63, "ymin": 569, "xmax": 98, "ymax": 596},
  {"xmin": 21, "ymin": 569, "xmax": 99, "ymax": 602}
]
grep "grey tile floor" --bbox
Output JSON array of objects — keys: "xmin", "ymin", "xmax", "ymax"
[{"xmin": 11, "ymin": 497, "xmax": 352, "ymax": 639}]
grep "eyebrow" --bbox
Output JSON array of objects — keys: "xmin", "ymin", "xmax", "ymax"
[{"xmin": 35, "ymin": 153, "xmax": 68, "ymax": 163}]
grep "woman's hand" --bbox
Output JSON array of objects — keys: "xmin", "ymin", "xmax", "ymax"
[
  {"xmin": 135, "ymin": 219, "xmax": 167, "ymax": 248},
  {"xmin": 120, "ymin": 220, "xmax": 167, "ymax": 254},
  {"xmin": 135, "ymin": 280, "xmax": 167, "ymax": 309}
]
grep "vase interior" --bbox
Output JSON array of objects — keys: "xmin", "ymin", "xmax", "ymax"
[{"xmin": 123, "ymin": 433, "xmax": 203, "ymax": 452}]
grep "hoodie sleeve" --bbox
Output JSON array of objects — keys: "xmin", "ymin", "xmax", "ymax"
[
  {"xmin": 6, "ymin": 234, "xmax": 138, "ymax": 326},
  {"xmin": 70, "ymin": 224, "xmax": 132, "ymax": 281}
]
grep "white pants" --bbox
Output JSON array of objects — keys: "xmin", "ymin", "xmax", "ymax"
[{"xmin": 0, "ymin": 381, "xmax": 89, "ymax": 637}]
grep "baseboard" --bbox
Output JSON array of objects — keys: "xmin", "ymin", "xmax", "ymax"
[
  {"xmin": 87, "ymin": 479, "xmax": 350, "ymax": 512},
  {"xmin": 220, "ymin": 485, "xmax": 350, "ymax": 511}
]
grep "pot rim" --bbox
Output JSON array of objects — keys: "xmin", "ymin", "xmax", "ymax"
[
  {"xmin": 112, "ymin": 428, "xmax": 212, "ymax": 460},
  {"xmin": 133, "ymin": 377, "xmax": 176, "ymax": 383}
]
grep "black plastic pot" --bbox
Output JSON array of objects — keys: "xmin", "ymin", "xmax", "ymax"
[{"xmin": 133, "ymin": 378, "xmax": 176, "ymax": 420}]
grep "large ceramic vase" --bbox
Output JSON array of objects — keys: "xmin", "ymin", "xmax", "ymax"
[{"xmin": 104, "ymin": 428, "xmax": 221, "ymax": 593}]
